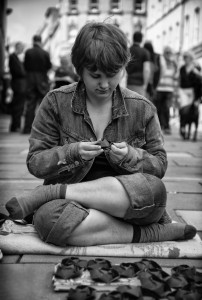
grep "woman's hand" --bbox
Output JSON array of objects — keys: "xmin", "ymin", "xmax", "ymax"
[
  {"xmin": 109, "ymin": 142, "xmax": 128, "ymax": 163},
  {"xmin": 78, "ymin": 141, "xmax": 103, "ymax": 161}
]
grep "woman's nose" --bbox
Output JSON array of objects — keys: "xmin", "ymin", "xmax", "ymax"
[{"xmin": 99, "ymin": 78, "xmax": 109, "ymax": 89}]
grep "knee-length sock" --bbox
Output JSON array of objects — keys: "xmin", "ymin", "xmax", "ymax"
[
  {"xmin": 132, "ymin": 222, "xmax": 197, "ymax": 243},
  {"xmin": 6, "ymin": 184, "xmax": 67, "ymax": 219}
]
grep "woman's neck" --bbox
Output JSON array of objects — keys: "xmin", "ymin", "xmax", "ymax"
[
  {"xmin": 85, "ymin": 92, "xmax": 112, "ymax": 140},
  {"xmin": 86, "ymin": 94, "xmax": 112, "ymax": 108}
]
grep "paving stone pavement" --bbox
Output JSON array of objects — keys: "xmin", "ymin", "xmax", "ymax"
[{"xmin": 0, "ymin": 112, "xmax": 202, "ymax": 299}]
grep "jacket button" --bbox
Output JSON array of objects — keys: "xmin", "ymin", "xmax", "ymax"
[{"xmin": 74, "ymin": 161, "xmax": 79, "ymax": 166}]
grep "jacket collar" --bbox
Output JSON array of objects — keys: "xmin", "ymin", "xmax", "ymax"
[{"xmin": 71, "ymin": 81, "xmax": 129, "ymax": 119}]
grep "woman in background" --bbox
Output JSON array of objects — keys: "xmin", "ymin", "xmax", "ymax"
[
  {"xmin": 143, "ymin": 41, "xmax": 160, "ymax": 102},
  {"xmin": 154, "ymin": 46, "xmax": 177, "ymax": 134},
  {"xmin": 179, "ymin": 51, "xmax": 201, "ymax": 108}
]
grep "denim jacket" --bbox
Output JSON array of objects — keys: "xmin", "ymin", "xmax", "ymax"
[{"xmin": 27, "ymin": 81, "xmax": 167, "ymax": 185}]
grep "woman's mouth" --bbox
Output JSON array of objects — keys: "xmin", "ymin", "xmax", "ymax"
[{"xmin": 97, "ymin": 89, "xmax": 109, "ymax": 94}]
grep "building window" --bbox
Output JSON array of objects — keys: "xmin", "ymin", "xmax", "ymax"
[
  {"xmin": 89, "ymin": 0, "xmax": 99, "ymax": 14},
  {"xmin": 110, "ymin": 0, "xmax": 122, "ymax": 14},
  {"xmin": 184, "ymin": 14, "xmax": 190, "ymax": 48},
  {"xmin": 162, "ymin": 0, "xmax": 169, "ymax": 14},
  {"xmin": 193, "ymin": 7, "xmax": 200, "ymax": 44},
  {"xmin": 174, "ymin": 22, "xmax": 180, "ymax": 52},
  {"xmin": 134, "ymin": 0, "xmax": 146, "ymax": 14},
  {"xmin": 162, "ymin": 30, "xmax": 167, "ymax": 48},
  {"xmin": 168, "ymin": 26, "xmax": 173, "ymax": 46},
  {"xmin": 113, "ymin": 19, "xmax": 120, "ymax": 27},
  {"xmin": 134, "ymin": 19, "xmax": 142, "ymax": 32},
  {"xmin": 68, "ymin": 0, "xmax": 78, "ymax": 15},
  {"xmin": 170, "ymin": 0, "xmax": 176, "ymax": 9}
]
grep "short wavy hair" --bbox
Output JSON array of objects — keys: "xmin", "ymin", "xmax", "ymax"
[{"xmin": 71, "ymin": 22, "xmax": 130, "ymax": 77}]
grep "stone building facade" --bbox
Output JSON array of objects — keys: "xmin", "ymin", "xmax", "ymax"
[
  {"xmin": 145, "ymin": 0, "xmax": 202, "ymax": 65},
  {"xmin": 39, "ymin": 0, "xmax": 148, "ymax": 65}
]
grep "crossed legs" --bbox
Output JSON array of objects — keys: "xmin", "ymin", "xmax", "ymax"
[
  {"xmin": 65, "ymin": 176, "xmax": 131, "ymax": 218},
  {"xmin": 6, "ymin": 174, "xmax": 197, "ymax": 246}
]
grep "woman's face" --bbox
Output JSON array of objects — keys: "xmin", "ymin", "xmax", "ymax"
[
  {"xmin": 183, "ymin": 55, "xmax": 193, "ymax": 65},
  {"xmin": 82, "ymin": 68, "xmax": 124, "ymax": 101},
  {"xmin": 164, "ymin": 50, "xmax": 173, "ymax": 61}
]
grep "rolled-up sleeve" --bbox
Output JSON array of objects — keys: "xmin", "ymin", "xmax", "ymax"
[
  {"xmin": 117, "ymin": 107, "xmax": 167, "ymax": 178},
  {"xmin": 26, "ymin": 93, "xmax": 84, "ymax": 180}
]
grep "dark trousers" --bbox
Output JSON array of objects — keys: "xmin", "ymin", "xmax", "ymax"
[
  {"xmin": 154, "ymin": 91, "xmax": 173, "ymax": 130},
  {"xmin": 23, "ymin": 72, "xmax": 49, "ymax": 133},
  {"xmin": 10, "ymin": 79, "xmax": 26, "ymax": 131},
  {"xmin": 23, "ymin": 91, "xmax": 42, "ymax": 133}
]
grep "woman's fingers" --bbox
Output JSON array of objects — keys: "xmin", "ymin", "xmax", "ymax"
[
  {"xmin": 78, "ymin": 141, "xmax": 103, "ymax": 160},
  {"xmin": 112, "ymin": 142, "xmax": 127, "ymax": 149},
  {"xmin": 83, "ymin": 144, "xmax": 102, "ymax": 151},
  {"xmin": 79, "ymin": 141, "xmax": 101, "ymax": 151},
  {"xmin": 79, "ymin": 141, "xmax": 128, "ymax": 161},
  {"xmin": 111, "ymin": 143, "xmax": 128, "ymax": 154},
  {"xmin": 110, "ymin": 143, "xmax": 128, "ymax": 161}
]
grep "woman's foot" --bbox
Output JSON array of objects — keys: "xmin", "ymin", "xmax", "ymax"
[
  {"xmin": 134, "ymin": 222, "xmax": 197, "ymax": 243},
  {"xmin": 5, "ymin": 184, "xmax": 67, "ymax": 219}
]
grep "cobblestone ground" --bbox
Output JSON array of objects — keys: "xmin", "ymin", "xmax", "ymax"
[{"xmin": 0, "ymin": 111, "xmax": 202, "ymax": 299}]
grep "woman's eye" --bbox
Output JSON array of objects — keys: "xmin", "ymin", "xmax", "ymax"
[
  {"xmin": 90, "ymin": 74, "xmax": 99, "ymax": 78},
  {"xmin": 107, "ymin": 72, "xmax": 118, "ymax": 78}
]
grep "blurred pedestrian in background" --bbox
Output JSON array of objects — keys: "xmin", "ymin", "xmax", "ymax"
[
  {"xmin": 178, "ymin": 51, "xmax": 202, "ymax": 140},
  {"xmin": 154, "ymin": 46, "xmax": 177, "ymax": 135},
  {"xmin": 23, "ymin": 35, "xmax": 52, "ymax": 134},
  {"xmin": 179, "ymin": 51, "xmax": 202, "ymax": 108},
  {"xmin": 126, "ymin": 31, "xmax": 150, "ymax": 97},
  {"xmin": 53, "ymin": 55, "xmax": 78, "ymax": 89},
  {"xmin": 9, "ymin": 42, "xmax": 26, "ymax": 132},
  {"xmin": 143, "ymin": 41, "xmax": 160, "ymax": 101},
  {"xmin": 0, "ymin": 45, "xmax": 12, "ymax": 114}
]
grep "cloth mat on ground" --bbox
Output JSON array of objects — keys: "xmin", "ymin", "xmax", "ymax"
[{"xmin": 0, "ymin": 220, "xmax": 202, "ymax": 258}]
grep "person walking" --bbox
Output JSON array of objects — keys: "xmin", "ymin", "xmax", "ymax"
[
  {"xmin": 126, "ymin": 31, "xmax": 150, "ymax": 97},
  {"xmin": 6, "ymin": 22, "xmax": 196, "ymax": 247},
  {"xmin": 23, "ymin": 35, "xmax": 52, "ymax": 134},
  {"xmin": 178, "ymin": 51, "xmax": 202, "ymax": 139},
  {"xmin": 143, "ymin": 41, "xmax": 160, "ymax": 101},
  {"xmin": 179, "ymin": 51, "xmax": 201, "ymax": 108},
  {"xmin": 154, "ymin": 46, "xmax": 177, "ymax": 134},
  {"xmin": 9, "ymin": 42, "xmax": 26, "ymax": 132}
]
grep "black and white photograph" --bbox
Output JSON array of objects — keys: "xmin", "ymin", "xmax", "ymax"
[{"xmin": 0, "ymin": 1, "xmax": 202, "ymax": 299}]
